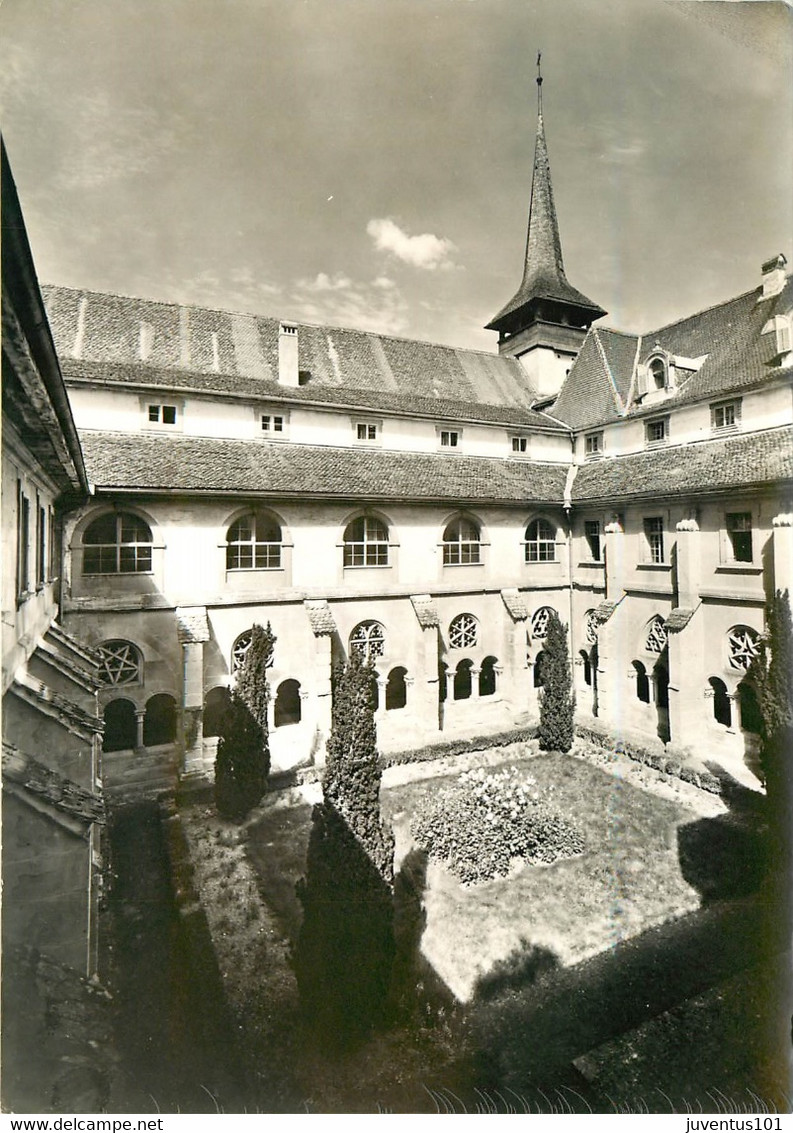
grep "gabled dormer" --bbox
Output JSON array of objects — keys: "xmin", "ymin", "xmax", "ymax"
[{"xmin": 634, "ymin": 344, "xmax": 707, "ymax": 406}]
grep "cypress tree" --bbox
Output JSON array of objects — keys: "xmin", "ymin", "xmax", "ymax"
[
  {"xmin": 538, "ymin": 611, "xmax": 576, "ymax": 753},
  {"xmin": 214, "ymin": 622, "xmax": 275, "ymax": 820}
]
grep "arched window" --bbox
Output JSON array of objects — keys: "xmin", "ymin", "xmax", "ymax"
[
  {"xmin": 453, "ymin": 658, "xmax": 473, "ymax": 700},
  {"xmin": 232, "ymin": 630, "xmax": 253, "ymax": 674},
  {"xmin": 633, "ymin": 661, "xmax": 650, "ymax": 703},
  {"xmin": 654, "ymin": 662, "xmax": 669, "ymax": 710},
  {"xmin": 385, "ymin": 667, "xmax": 408, "ymax": 711},
  {"xmin": 83, "ymin": 512, "xmax": 152, "ymax": 574},
  {"xmin": 727, "ymin": 626, "xmax": 760, "ymax": 672},
  {"xmin": 97, "ymin": 640, "xmax": 141, "ymax": 686},
  {"xmin": 738, "ymin": 681, "xmax": 762, "ymax": 734},
  {"xmin": 102, "ymin": 698, "xmax": 137, "ymax": 753},
  {"xmin": 649, "ymin": 357, "xmax": 667, "ymax": 390},
  {"xmin": 343, "ymin": 517, "xmax": 389, "ymax": 567},
  {"xmin": 708, "ymin": 678, "xmax": 732, "ymax": 727},
  {"xmin": 449, "ymin": 613, "xmax": 478, "ymax": 649},
  {"xmin": 143, "ymin": 693, "xmax": 177, "ymax": 746},
  {"xmin": 580, "ymin": 649, "xmax": 592, "ymax": 687},
  {"xmin": 349, "ymin": 620, "xmax": 386, "ymax": 665},
  {"xmin": 584, "ymin": 609, "xmax": 598, "ymax": 646},
  {"xmin": 274, "ymin": 679, "xmax": 301, "ymax": 727},
  {"xmin": 442, "ymin": 517, "xmax": 481, "ymax": 566},
  {"xmin": 479, "ymin": 656, "xmax": 497, "ymax": 697},
  {"xmin": 525, "ymin": 518, "xmax": 556, "ymax": 563},
  {"xmin": 531, "ymin": 606, "xmax": 556, "ymax": 640},
  {"xmin": 533, "ymin": 651, "xmax": 546, "ymax": 688},
  {"xmin": 203, "ymin": 686, "xmax": 231, "ymax": 738},
  {"xmin": 645, "ymin": 616, "xmax": 668, "ymax": 654},
  {"xmin": 226, "ymin": 512, "xmax": 281, "ymax": 570}
]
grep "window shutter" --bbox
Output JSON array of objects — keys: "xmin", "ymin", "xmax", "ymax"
[{"xmin": 635, "ymin": 365, "xmax": 649, "ymax": 398}]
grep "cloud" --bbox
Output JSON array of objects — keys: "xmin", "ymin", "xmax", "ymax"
[
  {"xmin": 290, "ymin": 273, "xmax": 409, "ymax": 336},
  {"xmin": 366, "ymin": 217, "xmax": 456, "ymax": 271}
]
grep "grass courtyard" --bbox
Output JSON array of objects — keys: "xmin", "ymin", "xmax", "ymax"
[{"xmin": 180, "ymin": 743, "xmax": 784, "ymax": 1112}]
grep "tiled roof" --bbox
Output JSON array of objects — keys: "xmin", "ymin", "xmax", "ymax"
[
  {"xmin": 665, "ymin": 607, "xmax": 697, "ymax": 633},
  {"xmin": 175, "ymin": 606, "xmax": 211, "ymax": 643},
  {"xmin": 42, "ymin": 286, "xmax": 566, "ymax": 420},
  {"xmin": 572, "ymin": 426, "xmax": 793, "ymax": 503},
  {"xmin": 2, "ymin": 742, "xmax": 104, "ymax": 825},
  {"xmin": 554, "ymin": 276, "xmax": 793, "ymax": 429},
  {"xmin": 410, "ymin": 595, "xmax": 440, "ymax": 629},
  {"xmin": 10, "ymin": 674, "xmax": 103, "ymax": 736},
  {"xmin": 61, "ymin": 357, "xmax": 562, "ymax": 430},
  {"xmin": 500, "ymin": 588, "xmax": 529, "ymax": 621},
  {"xmin": 304, "ymin": 599, "xmax": 336, "ymax": 636},
  {"xmin": 78, "ymin": 430, "xmax": 569, "ymax": 504},
  {"xmin": 486, "ymin": 113, "xmax": 605, "ymax": 329}
]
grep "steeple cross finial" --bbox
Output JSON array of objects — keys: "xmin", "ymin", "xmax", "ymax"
[{"xmin": 536, "ymin": 51, "xmax": 543, "ymax": 114}]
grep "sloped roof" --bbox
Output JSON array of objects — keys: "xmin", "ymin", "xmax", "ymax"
[
  {"xmin": 501, "ymin": 588, "xmax": 529, "ymax": 621},
  {"xmin": 3, "ymin": 742, "xmax": 104, "ymax": 825},
  {"xmin": 572, "ymin": 426, "xmax": 793, "ymax": 503},
  {"xmin": 78, "ymin": 430, "xmax": 569, "ymax": 504},
  {"xmin": 60, "ymin": 357, "xmax": 563, "ymax": 430},
  {"xmin": 304, "ymin": 600, "xmax": 336, "ymax": 636},
  {"xmin": 410, "ymin": 595, "xmax": 440, "ymax": 629},
  {"xmin": 42, "ymin": 285, "xmax": 555, "ymax": 416},
  {"xmin": 175, "ymin": 606, "xmax": 211, "ymax": 644},
  {"xmin": 553, "ymin": 275, "xmax": 793, "ymax": 429},
  {"xmin": 487, "ymin": 112, "xmax": 605, "ymax": 330}
]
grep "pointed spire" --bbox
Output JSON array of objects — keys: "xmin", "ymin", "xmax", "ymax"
[{"xmin": 486, "ymin": 62, "xmax": 605, "ymax": 334}]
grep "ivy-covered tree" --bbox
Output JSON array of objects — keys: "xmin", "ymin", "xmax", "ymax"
[
  {"xmin": 323, "ymin": 653, "xmax": 394, "ymax": 880},
  {"xmin": 537, "ymin": 611, "xmax": 575, "ymax": 753},
  {"xmin": 235, "ymin": 621, "xmax": 276, "ymax": 780},
  {"xmin": 214, "ymin": 622, "xmax": 275, "ymax": 820},
  {"xmin": 214, "ymin": 690, "xmax": 266, "ymax": 821},
  {"xmin": 750, "ymin": 589, "xmax": 792, "ymax": 857},
  {"xmin": 294, "ymin": 653, "xmax": 395, "ymax": 1045}
]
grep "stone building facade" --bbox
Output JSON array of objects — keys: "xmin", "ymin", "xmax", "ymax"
[{"xmin": 25, "ymin": 94, "xmax": 793, "ymax": 795}]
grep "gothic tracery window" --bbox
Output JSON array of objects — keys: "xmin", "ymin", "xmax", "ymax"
[
  {"xmin": 531, "ymin": 606, "xmax": 555, "ymax": 640},
  {"xmin": 232, "ymin": 630, "xmax": 253, "ymax": 674},
  {"xmin": 98, "ymin": 640, "xmax": 141, "ymax": 686},
  {"xmin": 727, "ymin": 626, "xmax": 760, "ymax": 672},
  {"xmin": 449, "ymin": 613, "xmax": 478, "ymax": 649},
  {"xmin": 349, "ymin": 620, "xmax": 386, "ymax": 664},
  {"xmin": 645, "ymin": 616, "xmax": 668, "ymax": 654},
  {"xmin": 584, "ymin": 609, "xmax": 598, "ymax": 645}
]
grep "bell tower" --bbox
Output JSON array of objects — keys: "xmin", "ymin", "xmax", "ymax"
[{"xmin": 486, "ymin": 56, "xmax": 606, "ymax": 399}]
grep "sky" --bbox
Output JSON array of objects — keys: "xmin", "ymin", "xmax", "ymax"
[{"xmin": 1, "ymin": 0, "xmax": 791, "ymax": 352}]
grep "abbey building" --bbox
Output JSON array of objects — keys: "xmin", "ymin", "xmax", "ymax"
[{"xmin": 5, "ymin": 91, "xmax": 793, "ymax": 812}]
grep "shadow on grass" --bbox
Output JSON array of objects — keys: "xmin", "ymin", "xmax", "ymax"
[{"xmin": 293, "ymin": 801, "xmax": 395, "ymax": 1051}]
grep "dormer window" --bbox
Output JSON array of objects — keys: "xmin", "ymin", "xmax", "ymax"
[
  {"xmin": 149, "ymin": 404, "xmax": 177, "ymax": 425},
  {"xmin": 711, "ymin": 399, "xmax": 741, "ymax": 433},
  {"xmin": 510, "ymin": 435, "xmax": 529, "ymax": 455},
  {"xmin": 355, "ymin": 421, "xmax": 380, "ymax": 443},
  {"xmin": 645, "ymin": 417, "xmax": 669, "ymax": 447},
  {"xmin": 584, "ymin": 432, "xmax": 603, "ymax": 458},
  {"xmin": 438, "ymin": 428, "xmax": 461, "ymax": 450},
  {"xmin": 649, "ymin": 358, "xmax": 667, "ymax": 390},
  {"xmin": 144, "ymin": 401, "xmax": 181, "ymax": 430},
  {"xmin": 762, "ymin": 313, "xmax": 792, "ymax": 359},
  {"xmin": 262, "ymin": 413, "xmax": 285, "ymax": 434}
]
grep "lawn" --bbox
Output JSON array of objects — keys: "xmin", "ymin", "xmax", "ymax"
[
  {"xmin": 181, "ymin": 745, "xmax": 759, "ymax": 1111},
  {"xmin": 244, "ymin": 752, "xmax": 707, "ymax": 1002}
]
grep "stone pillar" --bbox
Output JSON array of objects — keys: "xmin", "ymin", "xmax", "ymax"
[
  {"xmin": 594, "ymin": 603, "xmax": 629, "ymax": 730},
  {"xmin": 312, "ymin": 634, "xmax": 333, "ymax": 766},
  {"xmin": 666, "ymin": 607, "xmax": 705, "ymax": 750},
  {"xmin": 135, "ymin": 710, "xmax": 145, "ymax": 749},
  {"xmin": 772, "ymin": 509, "xmax": 793, "ymax": 596},
  {"xmin": 470, "ymin": 666, "xmax": 481, "ymax": 699},
  {"xmin": 182, "ymin": 641, "xmax": 205, "ymax": 774},
  {"xmin": 604, "ymin": 514, "xmax": 625, "ymax": 601},
  {"xmin": 376, "ymin": 676, "xmax": 388, "ymax": 716},
  {"xmin": 674, "ymin": 514, "xmax": 701, "ymax": 609}
]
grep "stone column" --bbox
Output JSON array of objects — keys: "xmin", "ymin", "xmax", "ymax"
[
  {"xmin": 312, "ymin": 634, "xmax": 333, "ymax": 766},
  {"xmin": 135, "ymin": 710, "xmax": 145, "ymax": 749},
  {"xmin": 376, "ymin": 676, "xmax": 388, "ymax": 716},
  {"xmin": 604, "ymin": 514, "xmax": 625, "ymax": 601},
  {"xmin": 666, "ymin": 608, "xmax": 705, "ymax": 750},
  {"xmin": 772, "ymin": 509, "xmax": 793, "ymax": 596},
  {"xmin": 470, "ymin": 666, "xmax": 481, "ymax": 699},
  {"xmin": 674, "ymin": 513, "xmax": 701, "ymax": 610},
  {"xmin": 182, "ymin": 640, "xmax": 205, "ymax": 774}
]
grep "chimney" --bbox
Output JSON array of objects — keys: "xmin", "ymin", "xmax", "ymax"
[
  {"xmin": 761, "ymin": 253, "xmax": 787, "ymax": 300},
  {"xmin": 278, "ymin": 322, "xmax": 299, "ymax": 386}
]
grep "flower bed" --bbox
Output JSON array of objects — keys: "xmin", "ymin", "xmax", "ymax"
[{"xmin": 410, "ymin": 764, "xmax": 585, "ymax": 885}]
